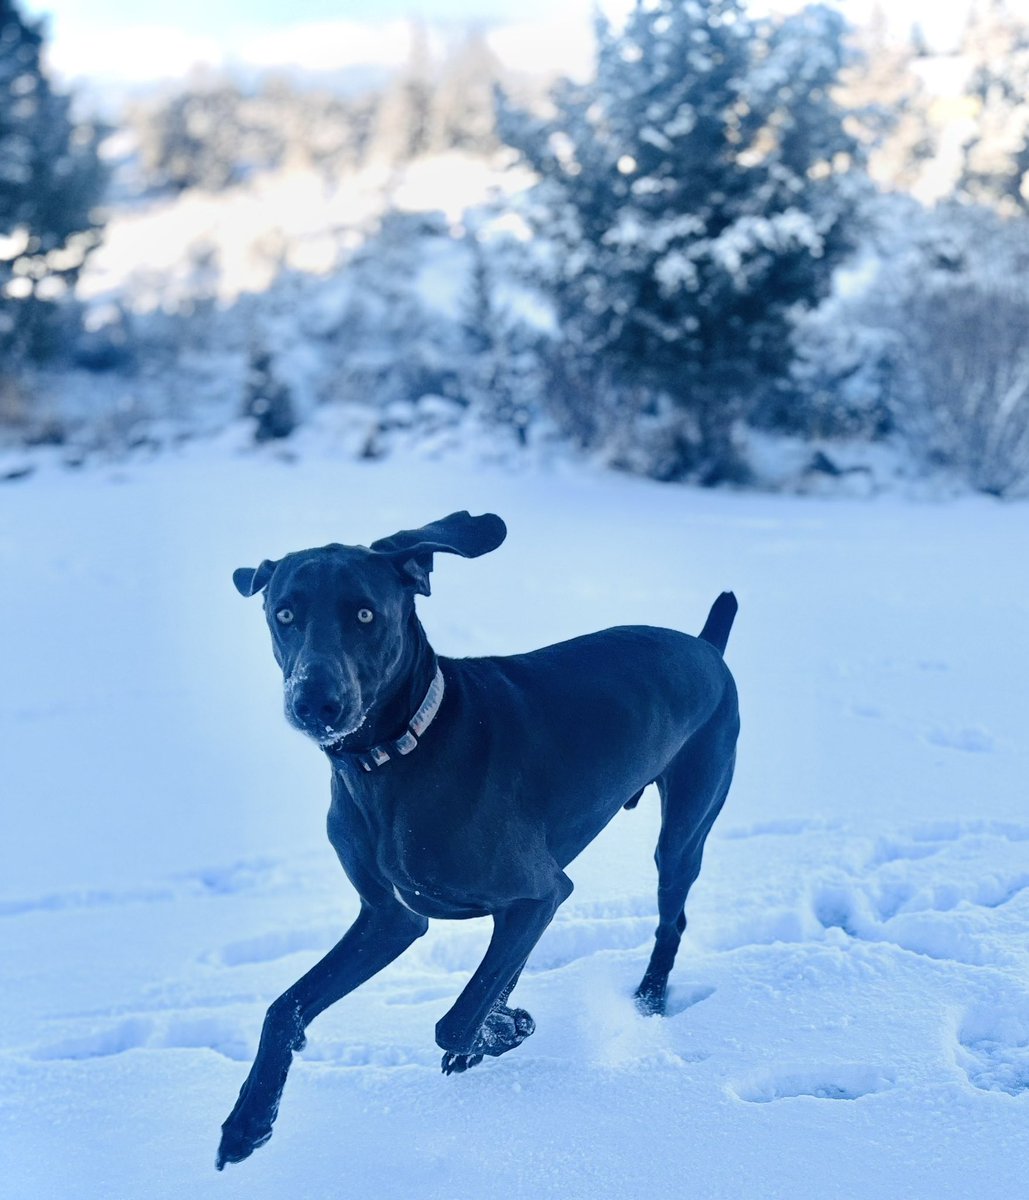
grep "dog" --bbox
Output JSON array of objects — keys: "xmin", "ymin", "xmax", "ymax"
[{"xmin": 217, "ymin": 510, "xmax": 739, "ymax": 1169}]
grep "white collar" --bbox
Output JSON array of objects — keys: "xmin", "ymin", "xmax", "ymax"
[{"xmin": 353, "ymin": 665, "xmax": 446, "ymax": 773}]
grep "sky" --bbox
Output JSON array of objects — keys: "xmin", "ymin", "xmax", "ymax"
[{"xmin": 22, "ymin": 0, "xmax": 976, "ymax": 88}]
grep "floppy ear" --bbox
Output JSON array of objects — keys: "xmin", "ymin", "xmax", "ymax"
[
  {"xmin": 232, "ymin": 559, "xmax": 278, "ymax": 597},
  {"xmin": 370, "ymin": 511, "xmax": 506, "ymax": 596}
]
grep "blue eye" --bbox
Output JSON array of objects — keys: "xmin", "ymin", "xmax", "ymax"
[
  {"xmin": 357, "ymin": 608, "xmax": 374, "ymax": 624},
  {"xmin": 276, "ymin": 608, "xmax": 294, "ymax": 625}
]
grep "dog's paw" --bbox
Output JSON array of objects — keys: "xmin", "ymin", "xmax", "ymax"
[
  {"xmin": 439, "ymin": 1006, "xmax": 536, "ymax": 1075},
  {"xmin": 481, "ymin": 1005, "xmax": 535, "ymax": 1053},
  {"xmin": 216, "ymin": 1091, "xmax": 280, "ymax": 1170},
  {"xmin": 633, "ymin": 983, "xmax": 667, "ymax": 1017},
  {"xmin": 441, "ymin": 1050, "xmax": 484, "ymax": 1075},
  {"xmin": 216, "ymin": 1119, "xmax": 273, "ymax": 1170}
]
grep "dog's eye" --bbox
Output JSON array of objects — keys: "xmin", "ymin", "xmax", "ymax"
[
  {"xmin": 357, "ymin": 608, "xmax": 374, "ymax": 624},
  {"xmin": 276, "ymin": 608, "xmax": 294, "ymax": 625}
]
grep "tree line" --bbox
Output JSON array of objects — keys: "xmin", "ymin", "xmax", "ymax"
[{"xmin": 2, "ymin": 0, "xmax": 1029, "ymax": 494}]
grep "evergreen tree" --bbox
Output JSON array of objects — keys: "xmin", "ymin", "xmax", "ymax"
[
  {"xmin": 366, "ymin": 22, "xmax": 435, "ymax": 165},
  {"xmin": 0, "ymin": 0, "xmax": 106, "ymax": 364},
  {"xmin": 136, "ymin": 82, "xmax": 253, "ymax": 192},
  {"xmin": 498, "ymin": 0, "xmax": 862, "ymax": 481},
  {"xmin": 840, "ymin": 7, "xmax": 936, "ymax": 194},
  {"xmin": 958, "ymin": 0, "xmax": 1029, "ymax": 214},
  {"xmin": 458, "ymin": 228, "xmax": 542, "ymax": 444},
  {"xmin": 427, "ymin": 29, "xmax": 505, "ymax": 156},
  {"xmin": 131, "ymin": 77, "xmax": 379, "ymax": 193}
]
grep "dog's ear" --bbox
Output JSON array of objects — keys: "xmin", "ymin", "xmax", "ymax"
[
  {"xmin": 232, "ymin": 559, "xmax": 278, "ymax": 597},
  {"xmin": 370, "ymin": 511, "xmax": 506, "ymax": 596}
]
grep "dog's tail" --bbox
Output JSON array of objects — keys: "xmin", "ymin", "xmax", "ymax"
[{"xmin": 698, "ymin": 591, "xmax": 738, "ymax": 655}]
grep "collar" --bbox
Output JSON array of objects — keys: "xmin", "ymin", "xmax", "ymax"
[{"xmin": 340, "ymin": 665, "xmax": 446, "ymax": 773}]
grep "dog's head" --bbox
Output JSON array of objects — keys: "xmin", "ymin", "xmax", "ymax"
[{"xmin": 233, "ymin": 511, "xmax": 506, "ymax": 750}]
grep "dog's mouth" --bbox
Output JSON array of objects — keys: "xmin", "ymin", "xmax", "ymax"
[
  {"xmin": 283, "ymin": 706, "xmax": 369, "ymax": 753},
  {"xmin": 317, "ymin": 718, "xmax": 369, "ymax": 755}
]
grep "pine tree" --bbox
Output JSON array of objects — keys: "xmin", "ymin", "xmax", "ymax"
[
  {"xmin": 840, "ymin": 7, "xmax": 936, "ymax": 194},
  {"xmin": 427, "ymin": 29, "xmax": 505, "ymax": 155},
  {"xmin": 958, "ymin": 0, "xmax": 1029, "ymax": 214},
  {"xmin": 0, "ymin": 0, "xmax": 106, "ymax": 364},
  {"xmin": 458, "ymin": 228, "xmax": 542, "ymax": 444},
  {"xmin": 366, "ymin": 21, "xmax": 436, "ymax": 165},
  {"xmin": 135, "ymin": 83, "xmax": 252, "ymax": 192},
  {"xmin": 498, "ymin": 0, "xmax": 862, "ymax": 481}
]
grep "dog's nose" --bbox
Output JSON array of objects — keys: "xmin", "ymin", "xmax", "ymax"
[{"xmin": 294, "ymin": 693, "xmax": 345, "ymax": 728}]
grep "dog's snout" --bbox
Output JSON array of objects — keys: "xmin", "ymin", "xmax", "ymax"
[
  {"xmin": 292, "ymin": 687, "xmax": 345, "ymax": 726},
  {"xmin": 294, "ymin": 694, "xmax": 344, "ymax": 724},
  {"xmin": 287, "ymin": 660, "xmax": 361, "ymax": 739}
]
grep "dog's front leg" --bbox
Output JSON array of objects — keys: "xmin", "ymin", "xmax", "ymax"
[
  {"xmin": 217, "ymin": 900, "xmax": 427, "ymax": 1169},
  {"xmin": 436, "ymin": 874, "xmax": 572, "ymax": 1074}
]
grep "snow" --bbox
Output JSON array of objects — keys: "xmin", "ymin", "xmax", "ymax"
[
  {"xmin": 1, "ymin": 446, "xmax": 1028, "ymax": 1197},
  {"xmin": 78, "ymin": 153, "xmax": 532, "ymax": 312}
]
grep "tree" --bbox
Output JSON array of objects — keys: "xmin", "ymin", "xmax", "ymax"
[
  {"xmin": 130, "ymin": 77, "xmax": 377, "ymax": 193},
  {"xmin": 958, "ymin": 0, "xmax": 1029, "ymax": 214},
  {"xmin": 457, "ymin": 227, "xmax": 545, "ymax": 445},
  {"xmin": 366, "ymin": 22, "xmax": 435, "ymax": 165},
  {"xmin": 839, "ymin": 6, "xmax": 936, "ymax": 194},
  {"xmin": 134, "ymin": 82, "xmax": 256, "ymax": 192},
  {"xmin": 427, "ymin": 29, "xmax": 505, "ymax": 156},
  {"xmin": 0, "ymin": 0, "xmax": 106, "ymax": 367},
  {"xmin": 498, "ymin": 0, "xmax": 863, "ymax": 482}
]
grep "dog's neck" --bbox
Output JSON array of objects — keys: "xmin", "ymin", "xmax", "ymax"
[{"xmin": 328, "ymin": 611, "xmax": 440, "ymax": 765}]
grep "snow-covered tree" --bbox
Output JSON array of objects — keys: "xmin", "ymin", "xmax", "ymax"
[
  {"xmin": 839, "ymin": 6, "xmax": 936, "ymax": 194},
  {"xmin": 134, "ymin": 83, "xmax": 263, "ymax": 193},
  {"xmin": 131, "ymin": 78, "xmax": 378, "ymax": 194},
  {"xmin": 456, "ymin": 228, "xmax": 546, "ymax": 445},
  {"xmin": 366, "ymin": 23, "xmax": 435, "ymax": 166},
  {"xmin": 498, "ymin": 0, "xmax": 863, "ymax": 482},
  {"xmin": 0, "ymin": 0, "xmax": 106, "ymax": 366},
  {"xmin": 957, "ymin": 0, "xmax": 1029, "ymax": 214},
  {"xmin": 426, "ymin": 29, "xmax": 505, "ymax": 156}
]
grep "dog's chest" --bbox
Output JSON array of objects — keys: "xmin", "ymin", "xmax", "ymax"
[
  {"xmin": 388, "ymin": 879, "xmax": 487, "ymax": 919},
  {"xmin": 331, "ymin": 782, "xmax": 500, "ymax": 915},
  {"xmin": 379, "ymin": 814, "xmax": 494, "ymax": 916}
]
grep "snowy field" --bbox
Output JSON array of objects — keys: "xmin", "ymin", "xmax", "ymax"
[{"xmin": 2, "ymin": 444, "xmax": 1028, "ymax": 1198}]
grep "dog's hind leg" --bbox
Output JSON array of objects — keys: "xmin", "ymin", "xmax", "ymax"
[{"xmin": 634, "ymin": 715, "xmax": 737, "ymax": 1016}]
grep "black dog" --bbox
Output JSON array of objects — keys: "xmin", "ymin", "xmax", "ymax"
[{"xmin": 217, "ymin": 511, "xmax": 739, "ymax": 1169}]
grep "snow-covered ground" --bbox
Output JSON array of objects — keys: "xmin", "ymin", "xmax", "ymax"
[{"xmin": 2, "ymin": 445, "xmax": 1027, "ymax": 1198}]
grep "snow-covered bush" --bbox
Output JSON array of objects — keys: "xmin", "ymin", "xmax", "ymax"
[
  {"xmin": 259, "ymin": 209, "xmax": 550, "ymax": 458},
  {"xmin": 312, "ymin": 212, "xmax": 470, "ymax": 416},
  {"xmin": 897, "ymin": 279, "xmax": 1029, "ymax": 496},
  {"xmin": 762, "ymin": 298, "xmax": 896, "ymax": 441},
  {"xmin": 242, "ymin": 345, "xmax": 297, "ymax": 443},
  {"xmin": 791, "ymin": 196, "xmax": 1029, "ymax": 496}
]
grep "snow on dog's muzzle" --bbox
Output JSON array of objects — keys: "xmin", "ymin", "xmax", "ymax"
[{"xmin": 284, "ymin": 660, "xmax": 364, "ymax": 744}]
